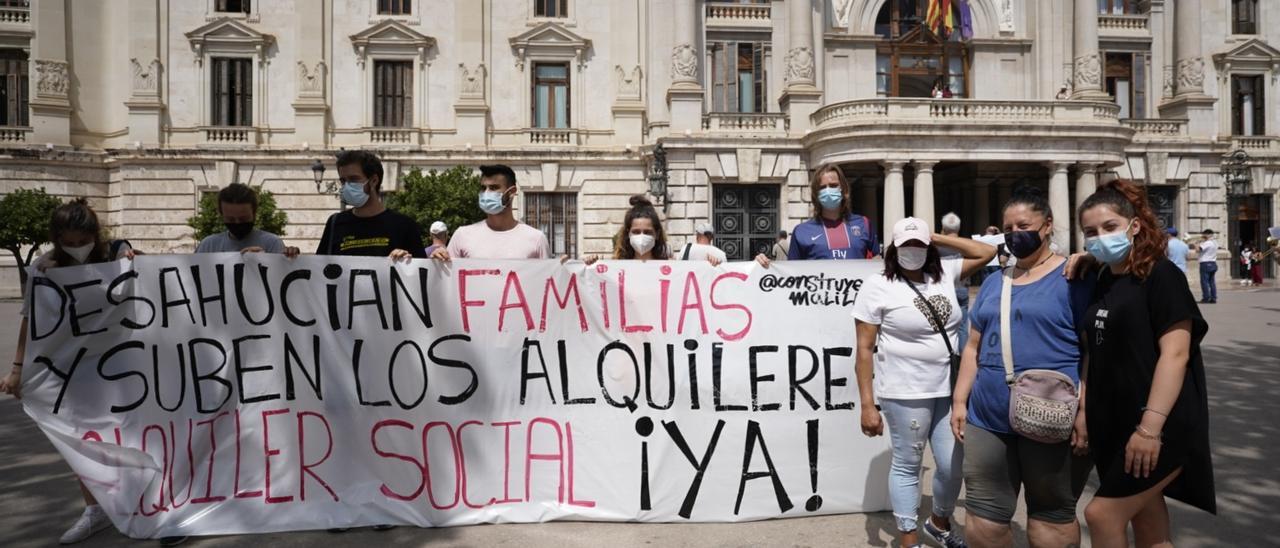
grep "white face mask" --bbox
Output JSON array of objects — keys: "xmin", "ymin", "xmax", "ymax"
[
  {"xmin": 629, "ymin": 233, "xmax": 656, "ymax": 256},
  {"xmin": 896, "ymin": 246, "xmax": 928, "ymax": 271},
  {"xmin": 63, "ymin": 243, "xmax": 94, "ymax": 264}
]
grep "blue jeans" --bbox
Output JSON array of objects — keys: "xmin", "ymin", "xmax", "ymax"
[
  {"xmin": 1199, "ymin": 261, "xmax": 1218, "ymax": 302},
  {"xmin": 955, "ymin": 288, "xmax": 970, "ymax": 352},
  {"xmin": 880, "ymin": 397, "xmax": 963, "ymax": 532}
]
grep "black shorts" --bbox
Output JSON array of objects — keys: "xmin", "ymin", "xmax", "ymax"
[{"xmin": 962, "ymin": 425, "xmax": 1090, "ymax": 524}]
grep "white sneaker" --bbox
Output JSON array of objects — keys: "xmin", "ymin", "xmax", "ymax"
[{"xmin": 59, "ymin": 505, "xmax": 111, "ymax": 544}]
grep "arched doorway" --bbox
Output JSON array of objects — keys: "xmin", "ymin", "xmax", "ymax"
[{"xmin": 874, "ymin": 0, "xmax": 970, "ymax": 97}]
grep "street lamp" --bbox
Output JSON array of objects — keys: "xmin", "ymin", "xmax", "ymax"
[
  {"xmin": 647, "ymin": 143, "xmax": 669, "ymax": 210},
  {"xmin": 1220, "ymin": 149, "xmax": 1252, "ymax": 199},
  {"xmin": 311, "ymin": 159, "xmax": 336, "ymax": 194}
]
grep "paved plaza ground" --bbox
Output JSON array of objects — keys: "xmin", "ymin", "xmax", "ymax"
[{"xmin": 1, "ymin": 281, "xmax": 1276, "ymax": 547}]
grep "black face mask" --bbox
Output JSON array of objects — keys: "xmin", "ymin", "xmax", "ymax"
[
  {"xmin": 226, "ymin": 221, "xmax": 254, "ymax": 240},
  {"xmin": 1005, "ymin": 228, "xmax": 1044, "ymax": 259}
]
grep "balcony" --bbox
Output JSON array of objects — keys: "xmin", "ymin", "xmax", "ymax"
[
  {"xmin": 0, "ymin": 126, "xmax": 29, "ymax": 144},
  {"xmin": 527, "ymin": 128, "xmax": 579, "ymax": 146},
  {"xmin": 1231, "ymin": 136, "xmax": 1280, "ymax": 156},
  {"xmin": 806, "ymin": 98, "xmax": 1132, "ymax": 165},
  {"xmin": 705, "ymin": 1, "xmax": 771, "ymax": 30},
  {"xmin": 0, "ymin": 3, "xmax": 29, "ymax": 25},
  {"xmin": 703, "ymin": 113, "xmax": 788, "ymax": 136},
  {"xmin": 202, "ymin": 126, "xmax": 258, "ymax": 146},
  {"xmin": 366, "ymin": 127, "xmax": 419, "ymax": 146},
  {"xmin": 1098, "ymin": 14, "xmax": 1149, "ymax": 40},
  {"xmin": 1123, "ymin": 118, "xmax": 1188, "ymax": 139}
]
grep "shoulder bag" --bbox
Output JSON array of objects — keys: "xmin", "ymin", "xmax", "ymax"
[
  {"xmin": 904, "ymin": 278, "xmax": 961, "ymax": 392},
  {"xmin": 1001, "ymin": 266, "xmax": 1079, "ymax": 443}
]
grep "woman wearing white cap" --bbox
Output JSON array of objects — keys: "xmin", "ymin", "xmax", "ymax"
[
  {"xmin": 424, "ymin": 221, "xmax": 449, "ymax": 257},
  {"xmin": 852, "ymin": 217, "xmax": 996, "ymax": 548}
]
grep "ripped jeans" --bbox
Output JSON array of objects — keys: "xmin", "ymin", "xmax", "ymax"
[{"xmin": 880, "ymin": 397, "xmax": 963, "ymax": 532}]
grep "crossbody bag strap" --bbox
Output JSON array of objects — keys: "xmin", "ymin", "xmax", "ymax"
[
  {"xmin": 1000, "ymin": 266, "xmax": 1015, "ymax": 384},
  {"xmin": 682, "ymin": 243, "xmax": 692, "ymax": 261},
  {"xmin": 904, "ymin": 278, "xmax": 955, "ymax": 357}
]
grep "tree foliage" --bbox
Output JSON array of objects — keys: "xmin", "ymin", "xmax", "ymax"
[
  {"xmin": 0, "ymin": 188, "xmax": 63, "ymax": 288},
  {"xmin": 187, "ymin": 189, "xmax": 289, "ymax": 241},
  {"xmin": 385, "ymin": 166, "xmax": 486, "ymax": 238}
]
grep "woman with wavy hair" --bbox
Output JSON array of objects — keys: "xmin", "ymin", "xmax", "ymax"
[
  {"xmin": 756, "ymin": 163, "xmax": 879, "ymax": 266},
  {"xmin": 1077, "ymin": 180, "xmax": 1216, "ymax": 547},
  {"xmin": 584, "ymin": 195, "xmax": 720, "ymax": 265}
]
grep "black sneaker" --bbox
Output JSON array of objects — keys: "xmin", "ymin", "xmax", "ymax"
[{"xmin": 922, "ymin": 519, "xmax": 967, "ymax": 548}]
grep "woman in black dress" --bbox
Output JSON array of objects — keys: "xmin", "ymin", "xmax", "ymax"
[{"xmin": 1076, "ymin": 180, "xmax": 1216, "ymax": 548}]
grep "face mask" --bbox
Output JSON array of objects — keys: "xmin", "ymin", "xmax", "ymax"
[
  {"xmin": 896, "ymin": 246, "xmax": 928, "ymax": 271},
  {"xmin": 226, "ymin": 221, "xmax": 254, "ymax": 240},
  {"xmin": 341, "ymin": 181, "xmax": 370, "ymax": 207},
  {"xmin": 629, "ymin": 233, "xmax": 656, "ymax": 255},
  {"xmin": 817, "ymin": 187, "xmax": 844, "ymax": 210},
  {"xmin": 1005, "ymin": 228, "xmax": 1044, "ymax": 259},
  {"xmin": 478, "ymin": 190, "xmax": 507, "ymax": 215},
  {"xmin": 63, "ymin": 243, "xmax": 94, "ymax": 264},
  {"xmin": 1085, "ymin": 221, "xmax": 1134, "ymax": 265}
]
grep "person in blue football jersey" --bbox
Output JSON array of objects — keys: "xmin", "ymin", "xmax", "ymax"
[{"xmin": 756, "ymin": 164, "xmax": 880, "ymax": 266}]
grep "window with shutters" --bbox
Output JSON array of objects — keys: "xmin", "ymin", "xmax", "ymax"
[
  {"xmin": 1232, "ymin": 0, "xmax": 1258, "ymax": 35},
  {"xmin": 1104, "ymin": 51, "xmax": 1147, "ymax": 119},
  {"xmin": 210, "ymin": 57, "xmax": 252, "ymax": 127},
  {"xmin": 1097, "ymin": 0, "xmax": 1141, "ymax": 15},
  {"xmin": 534, "ymin": 0, "xmax": 567, "ymax": 18},
  {"xmin": 1231, "ymin": 75, "xmax": 1265, "ymax": 136},
  {"xmin": 373, "ymin": 61, "xmax": 413, "ymax": 127},
  {"xmin": 873, "ymin": 0, "xmax": 969, "ymax": 97},
  {"xmin": 215, "ymin": 0, "xmax": 249, "ymax": 13},
  {"xmin": 532, "ymin": 63, "xmax": 569, "ymax": 128},
  {"xmin": 377, "ymin": 0, "xmax": 411, "ymax": 15},
  {"xmin": 0, "ymin": 50, "xmax": 28, "ymax": 127},
  {"xmin": 525, "ymin": 193, "xmax": 577, "ymax": 257},
  {"xmin": 709, "ymin": 42, "xmax": 768, "ymax": 113}
]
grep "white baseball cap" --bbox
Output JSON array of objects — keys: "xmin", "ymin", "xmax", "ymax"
[
  {"xmin": 892, "ymin": 217, "xmax": 931, "ymax": 247},
  {"xmin": 695, "ymin": 222, "xmax": 714, "ymax": 235},
  {"xmin": 429, "ymin": 221, "xmax": 448, "ymax": 235}
]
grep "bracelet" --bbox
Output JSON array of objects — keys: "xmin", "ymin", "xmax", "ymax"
[
  {"xmin": 1135, "ymin": 424, "xmax": 1162, "ymax": 442},
  {"xmin": 1141, "ymin": 406, "xmax": 1169, "ymax": 418}
]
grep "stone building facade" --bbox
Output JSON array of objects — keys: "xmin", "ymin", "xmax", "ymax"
[{"xmin": 0, "ymin": 0, "xmax": 1277, "ymax": 295}]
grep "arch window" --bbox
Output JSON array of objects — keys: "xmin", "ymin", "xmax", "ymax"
[{"xmin": 874, "ymin": 0, "xmax": 969, "ymax": 98}]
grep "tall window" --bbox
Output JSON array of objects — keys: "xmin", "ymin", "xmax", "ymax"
[
  {"xmin": 1232, "ymin": 0, "xmax": 1258, "ymax": 35},
  {"xmin": 532, "ymin": 63, "xmax": 569, "ymax": 128},
  {"xmin": 709, "ymin": 42, "xmax": 768, "ymax": 113},
  {"xmin": 0, "ymin": 50, "xmax": 28, "ymax": 127},
  {"xmin": 215, "ymin": 0, "xmax": 249, "ymax": 13},
  {"xmin": 874, "ymin": 0, "xmax": 969, "ymax": 97},
  {"xmin": 0, "ymin": 1, "xmax": 30, "ymax": 7},
  {"xmin": 211, "ymin": 57, "xmax": 252, "ymax": 127},
  {"xmin": 377, "ymin": 0, "xmax": 411, "ymax": 15},
  {"xmin": 525, "ymin": 193, "xmax": 577, "ymax": 257},
  {"xmin": 535, "ymin": 0, "xmax": 567, "ymax": 18},
  {"xmin": 1232, "ymin": 75, "xmax": 1265, "ymax": 136},
  {"xmin": 1097, "ymin": 0, "xmax": 1140, "ymax": 15},
  {"xmin": 373, "ymin": 61, "xmax": 412, "ymax": 127},
  {"xmin": 1104, "ymin": 52, "xmax": 1146, "ymax": 119}
]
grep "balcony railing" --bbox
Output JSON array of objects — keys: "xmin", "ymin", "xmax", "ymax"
[
  {"xmin": 0, "ymin": 4, "xmax": 29, "ymax": 24},
  {"xmin": 812, "ymin": 98, "xmax": 1123, "ymax": 129},
  {"xmin": 1232, "ymin": 136, "xmax": 1280, "ymax": 154},
  {"xmin": 0, "ymin": 126, "xmax": 30, "ymax": 143},
  {"xmin": 203, "ymin": 126, "xmax": 255, "ymax": 144},
  {"xmin": 367, "ymin": 127, "xmax": 417, "ymax": 145},
  {"xmin": 703, "ymin": 112, "xmax": 788, "ymax": 135},
  {"xmin": 1123, "ymin": 119, "xmax": 1187, "ymax": 137},
  {"xmin": 1098, "ymin": 14, "xmax": 1149, "ymax": 33},
  {"xmin": 705, "ymin": 1, "xmax": 771, "ymax": 29},
  {"xmin": 527, "ymin": 128, "xmax": 577, "ymax": 145}
]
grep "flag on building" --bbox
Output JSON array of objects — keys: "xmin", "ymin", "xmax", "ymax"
[
  {"xmin": 926, "ymin": 0, "xmax": 955, "ymax": 37},
  {"xmin": 958, "ymin": 0, "xmax": 974, "ymax": 41}
]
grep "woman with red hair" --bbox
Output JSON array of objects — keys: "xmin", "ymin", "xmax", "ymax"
[{"xmin": 1076, "ymin": 180, "xmax": 1216, "ymax": 547}]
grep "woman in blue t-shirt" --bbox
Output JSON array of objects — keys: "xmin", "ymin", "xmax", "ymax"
[
  {"xmin": 755, "ymin": 164, "xmax": 879, "ymax": 266},
  {"xmin": 950, "ymin": 187, "xmax": 1093, "ymax": 547}
]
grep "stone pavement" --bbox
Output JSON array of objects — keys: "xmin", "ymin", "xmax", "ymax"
[{"xmin": 0, "ymin": 285, "xmax": 1275, "ymax": 548}]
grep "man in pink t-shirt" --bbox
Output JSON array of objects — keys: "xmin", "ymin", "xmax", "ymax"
[{"xmin": 432, "ymin": 164, "xmax": 550, "ymax": 260}]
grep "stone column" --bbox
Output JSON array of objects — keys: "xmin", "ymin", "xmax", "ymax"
[
  {"xmin": 1074, "ymin": 163, "xmax": 1099, "ymax": 251},
  {"xmin": 860, "ymin": 178, "xmax": 878, "ymax": 227},
  {"xmin": 124, "ymin": 0, "xmax": 165, "ymax": 147},
  {"xmin": 913, "ymin": 161, "xmax": 936, "ymax": 230},
  {"xmin": 611, "ymin": 0, "xmax": 644, "ymax": 144},
  {"xmin": 293, "ymin": 0, "xmax": 328, "ymax": 147},
  {"xmin": 1071, "ymin": 0, "xmax": 1107, "ymax": 99},
  {"xmin": 454, "ymin": 0, "xmax": 488, "ymax": 145},
  {"xmin": 667, "ymin": 0, "xmax": 704, "ymax": 134},
  {"xmin": 882, "ymin": 160, "xmax": 907, "ymax": 242},
  {"xmin": 30, "ymin": 0, "xmax": 71, "ymax": 146},
  {"xmin": 1048, "ymin": 162, "xmax": 1072, "ymax": 253},
  {"xmin": 973, "ymin": 179, "xmax": 991, "ymax": 231},
  {"xmin": 1159, "ymin": 0, "xmax": 1216, "ymax": 136},
  {"xmin": 780, "ymin": 0, "xmax": 822, "ymax": 134}
]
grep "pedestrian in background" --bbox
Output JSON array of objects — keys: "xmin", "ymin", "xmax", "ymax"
[
  {"xmin": 1165, "ymin": 227, "xmax": 1189, "ymax": 273},
  {"xmin": 424, "ymin": 221, "xmax": 449, "ymax": 257},
  {"xmin": 770, "ymin": 230, "xmax": 789, "ymax": 261},
  {"xmin": 1196, "ymin": 229, "xmax": 1219, "ymax": 303}
]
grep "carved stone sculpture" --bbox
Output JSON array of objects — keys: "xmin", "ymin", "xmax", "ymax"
[
  {"xmin": 131, "ymin": 58, "xmax": 161, "ymax": 93},
  {"xmin": 1177, "ymin": 57, "xmax": 1204, "ymax": 94},
  {"xmin": 35, "ymin": 60, "xmax": 69, "ymax": 98},
  {"xmin": 1073, "ymin": 52, "xmax": 1101, "ymax": 88},
  {"xmin": 671, "ymin": 43, "xmax": 697, "ymax": 82},
  {"xmin": 786, "ymin": 46, "xmax": 814, "ymax": 84}
]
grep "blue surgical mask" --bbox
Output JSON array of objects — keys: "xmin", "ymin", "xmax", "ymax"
[
  {"xmin": 340, "ymin": 181, "xmax": 370, "ymax": 207},
  {"xmin": 479, "ymin": 190, "xmax": 506, "ymax": 215},
  {"xmin": 1085, "ymin": 222, "xmax": 1134, "ymax": 265},
  {"xmin": 817, "ymin": 187, "xmax": 844, "ymax": 210}
]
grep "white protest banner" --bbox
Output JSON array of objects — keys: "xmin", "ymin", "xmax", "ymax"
[{"xmin": 20, "ymin": 254, "xmax": 891, "ymax": 538}]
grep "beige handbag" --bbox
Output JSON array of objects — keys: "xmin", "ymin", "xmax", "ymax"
[{"xmin": 1001, "ymin": 267, "xmax": 1079, "ymax": 443}]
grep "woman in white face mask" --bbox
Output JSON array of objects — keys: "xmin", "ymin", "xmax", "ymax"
[
  {"xmin": 584, "ymin": 195, "xmax": 719, "ymax": 265},
  {"xmin": 850, "ymin": 216, "xmax": 995, "ymax": 548},
  {"xmin": 1, "ymin": 198, "xmax": 138, "ymax": 545}
]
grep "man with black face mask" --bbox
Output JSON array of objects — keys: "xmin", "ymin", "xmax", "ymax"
[{"xmin": 195, "ymin": 183, "xmax": 299, "ymax": 257}]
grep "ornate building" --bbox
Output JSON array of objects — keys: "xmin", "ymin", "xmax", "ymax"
[{"xmin": 0, "ymin": 0, "xmax": 1277, "ymax": 295}]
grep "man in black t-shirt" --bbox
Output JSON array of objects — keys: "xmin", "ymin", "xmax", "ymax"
[{"xmin": 316, "ymin": 150, "xmax": 426, "ymax": 260}]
